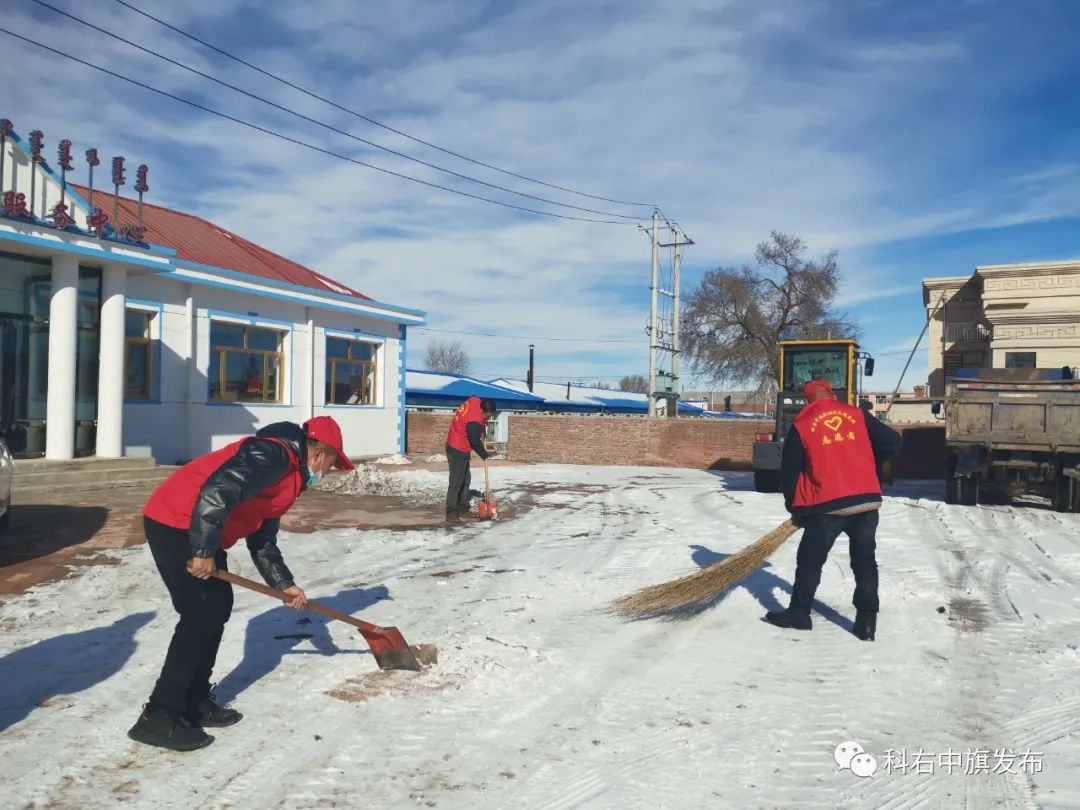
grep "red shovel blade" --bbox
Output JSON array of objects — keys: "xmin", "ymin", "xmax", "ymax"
[{"xmin": 362, "ymin": 626, "xmax": 424, "ymax": 671}]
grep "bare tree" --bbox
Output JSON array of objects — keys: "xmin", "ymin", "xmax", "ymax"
[
  {"xmin": 619, "ymin": 374, "xmax": 649, "ymax": 394},
  {"xmin": 424, "ymin": 339, "xmax": 471, "ymax": 374},
  {"xmin": 682, "ymin": 231, "xmax": 858, "ymax": 386},
  {"xmin": 591, "ymin": 380, "xmax": 613, "ymax": 390}
]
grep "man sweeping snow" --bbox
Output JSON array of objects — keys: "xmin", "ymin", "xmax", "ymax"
[
  {"xmin": 129, "ymin": 417, "xmax": 354, "ymax": 751},
  {"xmin": 444, "ymin": 396, "xmax": 496, "ymax": 523},
  {"xmin": 764, "ymin": 379, "xmax": 900, "ymax": 641}
]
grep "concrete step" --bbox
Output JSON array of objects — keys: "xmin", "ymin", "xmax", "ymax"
[
  {"xmin": 14, "ymin": 464, "xmax": 177, "ymax": 497},
  {"xmin": 12, "ymin": 456, "xmax": 159, "ymax": 478}
]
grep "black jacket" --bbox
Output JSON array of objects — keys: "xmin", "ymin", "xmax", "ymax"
[
  {"xmin": 781, "ymin": 411, "xmax": 902, "ymax": 517},
  {"xmin": 190, "ymin": 422, "xmax": 311, "ymax": 589}
]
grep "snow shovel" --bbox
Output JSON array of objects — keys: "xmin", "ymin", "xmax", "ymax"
[
  {"xmin": 213, "ymin": 570, "xmax": 436, "ymax": 671},
  {"xmin": 478, "ymin": 457, "xmax": 498, "ymax": 519}
]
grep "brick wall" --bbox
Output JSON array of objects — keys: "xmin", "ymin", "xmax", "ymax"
[
  {"xmin": 405, "ymin": 412, "xmax": 454, "ymax": 456},
  {"xmin": 891, "ymin": 425, "xmax": 945, "ymax": 479},
  {"xmin": 506, "ymin": 414, "xmax": 771, "ymax": 469},
  {"xmin": 406, "ymin": 411, "xmax": 947, "ymax": 477}
]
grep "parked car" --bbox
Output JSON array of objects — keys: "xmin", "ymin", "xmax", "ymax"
[{"xmin": 0, "ymin": 438, "xmax": 12, "ymax": 529}]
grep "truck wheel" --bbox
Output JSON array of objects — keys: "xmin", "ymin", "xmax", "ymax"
[
  {"xmin": 1053, "ymin": 475, "xmax": 1072, "ymax": 513},
  {"xmin": 953, "ymin": 474, "xmax": 978, "ymax": 506},
  {"xmin": 754, "ymin": 470, "xmax": 781, "ymax": 493}
]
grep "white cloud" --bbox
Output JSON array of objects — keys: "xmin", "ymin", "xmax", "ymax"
[{"xmin": 3, "ymin": 0, "xmax": 1076, "ymax": 388}]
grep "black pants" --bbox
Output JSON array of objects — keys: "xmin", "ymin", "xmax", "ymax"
[
  {"xmin": 446, "ymin": 446, "xmax": 472, "ymax": 517},
  {"xmin": 144, "ymin": 517, "xmax": 233, "ymax": 718},
  {"xmin": 789, "ymin": 510, "xmax": 879, "ymax": 618}
]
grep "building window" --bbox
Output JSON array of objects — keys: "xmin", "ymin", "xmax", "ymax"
[
  {"xmin": 875, "ymin": 395, "xmax": 887, "ymax": 405},
  {"xmin": 326, "ymin": 337, "xmax": 378, "ymax": 405},
  {"xmin": 1005, "ymin": 352, "xmax": 1036, "ymax": 369},
  {"xmin": 209, "ymin": 321, "xmax": 286, "ymax": 403},
  {"xmin": 125, "ymin": 309, "xmax": 155, "ymax": 401}
]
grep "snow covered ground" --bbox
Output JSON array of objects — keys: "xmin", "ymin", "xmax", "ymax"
[{"xmin": 2, "ymin": 464, "xmax": 1080, "ymax": 809}]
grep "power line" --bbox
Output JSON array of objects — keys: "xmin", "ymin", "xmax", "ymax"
[
  {"xmin": 33, "ymin": 0, "xmax": 645, "ymax": 223},
  {"xmin": 416, "ymin": 326, "xmax": 639, "ymax": 344},
  {"xmin": 0, "ymin": 26, "xmax": 634, "ymax": 225},
  {"xmin": 110, "ymin": 0, "xmax": 656, "ymax": 209}
]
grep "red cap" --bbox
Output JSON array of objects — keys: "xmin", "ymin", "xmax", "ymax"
[
  {"xmin": 803, "ymin": 378, "xmax": 834, "ymax": 400},
  {"xmin": 304, "ymin": 416, "xmax": 354, "ymax": 470}
]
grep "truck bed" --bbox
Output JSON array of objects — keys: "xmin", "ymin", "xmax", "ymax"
[{"xmin": 946, "ymin": 379, "xmax": 1080, "ymax": 452}]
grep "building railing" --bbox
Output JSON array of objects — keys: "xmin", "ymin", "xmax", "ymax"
[{"xmin": 944, "ymin": 322, "xmax": 991, "ymax": 343}]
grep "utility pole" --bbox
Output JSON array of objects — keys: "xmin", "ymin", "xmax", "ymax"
[
  {"xmin": 647, "ymin": 210, "xmax": 660, "ymax": 418},
  {"xmin": 527, "ymin": 344, "xmax": 535, "ymax": 392},
  {"xmin": 669, "ymin": 228, "xmax": 683, "ymax": 419}
]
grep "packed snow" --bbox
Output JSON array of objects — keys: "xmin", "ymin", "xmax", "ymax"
[
  {"xmin": 3, "ymin": 465, "xmax": 1080, "ymax": 809},
  {"xmin": 373, "ymin": 453, "xmax": 412, "ymax": 466}
]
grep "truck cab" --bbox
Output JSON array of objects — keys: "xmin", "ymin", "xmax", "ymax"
[{"xmin": 752, "ymin": 339, "xmax": 869, "ymax": 492}]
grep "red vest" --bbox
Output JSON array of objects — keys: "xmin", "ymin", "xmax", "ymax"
[
  {"xmin": 791, "ymin": 398, "xmax": 881, "ymax": 509},
  {"xmin": 143, "ymin": 437, "xmax": 303, "ymax": 549},
  {"xmin": 446, "ymin": 396, "xmax": 485, "ymax": 454}
]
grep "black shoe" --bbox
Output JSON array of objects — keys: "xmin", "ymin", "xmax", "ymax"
[
  {"xmin": 445, "ymin": 513, "xmax": 461, "ymax": 524},
  {"xmin": 853, "ymin": 610, "xmax": 877, "ymax": 641},
  {"xmin": 763, "ymin": 610, "xmax": 813, "ymax": 631},
  {"xmin": 128, "ymin": 705, "xmax": 214, "ymax": 751},
  {"xmin": 187, "ymin": 695, "xmax": 243, "ymax": 728}
]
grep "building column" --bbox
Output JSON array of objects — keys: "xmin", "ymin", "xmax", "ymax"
[
  {"xmin": 45, "ymin": 255, "xmax": 79, "ymax": 460},
  {"xmin": 96, "ymin": 263, "xmax": 127, "ymax": 458}
]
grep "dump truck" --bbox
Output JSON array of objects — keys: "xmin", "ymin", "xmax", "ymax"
[
  {"xmin": 937, "ymin": 368, "xmax": 1080, "ymax": 511},
  {"xmin": 752, "ymin": 339, "xmax": 873, "ymax": 492}
]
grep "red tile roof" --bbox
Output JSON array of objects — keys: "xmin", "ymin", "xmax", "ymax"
[{"xmin": 70, "ymin": 184, "xmax": 369, "ymax": 300}]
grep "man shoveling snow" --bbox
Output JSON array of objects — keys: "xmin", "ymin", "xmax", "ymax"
[
  {"xmin": 130, "ymin": 417, "xmax": 354, "ymax": 751},
  {"xmin": 444, "ymin": 397, "xmax": 496, "ymax": 523}
]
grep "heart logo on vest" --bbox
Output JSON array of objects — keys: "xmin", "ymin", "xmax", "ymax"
[{"xmin": 824, "ymin": 416, "xmax": 844, "ymax": 432}]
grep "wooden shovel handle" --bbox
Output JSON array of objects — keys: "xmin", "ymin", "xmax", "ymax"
[
  {"xmin": 483, "ymin": 456, "xmax": 491, "ymax": 499},
  {"xmin": 212, "ymin": 570, "xmax": 390, "ymax": 637}
]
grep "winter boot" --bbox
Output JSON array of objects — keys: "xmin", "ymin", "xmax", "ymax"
[
  {"xmin": 128, "ymin": 705, "xmax": 214, "ymax": 751},
  {"xmin": 853, "ymin": 610, "xmax": 877, "ymax": 641},
  {"xmin": 445, "ymin": 512, "xmax": 461, "ymax": 524},
  {"xmin": 763, "ymin": 610, "xmax": 813, "ymax": 631},
  {"xmin": 186, "ymin": 695, "xmax": 243, "ymax": 728}
]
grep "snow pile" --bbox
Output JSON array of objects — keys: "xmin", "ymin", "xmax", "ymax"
[
  {"xmin": 373, "ymin": 453, "xmax": 412, "ymax": 465},
  {"xmin": 426, "ymin": 454, "xmax": 447, "ymax": 463},
  {"xmin": 322, "ymin": 464, "xmax": 445, "ymax": 502}
]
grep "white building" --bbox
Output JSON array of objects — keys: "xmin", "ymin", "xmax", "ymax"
[{"xmin": 0, "ymin": 120, "xmax": 423, "ymax": 463}]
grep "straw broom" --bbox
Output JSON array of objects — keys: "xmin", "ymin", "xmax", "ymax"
[{"xmin": 611, "ymin": 519, "xmax": 800, "ymax": 621}]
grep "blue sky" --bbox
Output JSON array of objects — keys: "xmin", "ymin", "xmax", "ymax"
[{"xmin": 4, "ymin": 0, "xmax": 1080, "ymax": 389}]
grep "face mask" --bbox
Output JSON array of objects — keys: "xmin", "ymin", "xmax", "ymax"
[{"xmin": 307, "ymin": 467, "xmax": 323, "ymax": 486}]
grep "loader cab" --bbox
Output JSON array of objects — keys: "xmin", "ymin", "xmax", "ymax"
[
  {"xmin": 752, "ymin": 339, "xmax": 868, "ymax": 493},
  {"xmin": 779, "ymin": 340, "xmax": 862, "ymax": 407}
]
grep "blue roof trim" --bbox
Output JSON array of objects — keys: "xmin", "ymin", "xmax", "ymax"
[
  {"xmin": 174, "ymin": 258, "xmax": 425, "ymax": 321},
  {"xmin": 160, "ymin": 270, "xmax": 419, "ymax": 325},
  {"xmin": 5, "ymin": 127, "xmax": 176, "ymax": 257},
  {"xmin": 398, "ymin": 325, "xmax": 408, "ymax": 454},
  {"xmin": 0, "ymin": 228, "xmax": 172, "ymax": 272}
]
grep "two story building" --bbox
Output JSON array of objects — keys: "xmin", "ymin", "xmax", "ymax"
[{"xmin": 923, "ymin": 260, "xmax": 1080, "ymax": 396}]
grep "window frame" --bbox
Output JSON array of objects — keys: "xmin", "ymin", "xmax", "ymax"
[
  {"xmin": 325, "ymin": 334, "xmax": 382, "ymax": 407},
  {"xmin": 209, "ymin": 319, "xmax": 288, "ymax": 405},
  {"xmin": 124, "ymin": 307, "xmax": 156, "ymax": 402},
  {"xmin": 1004, "ymin": 351, "xmax": 1037, "ymax": 370}
]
